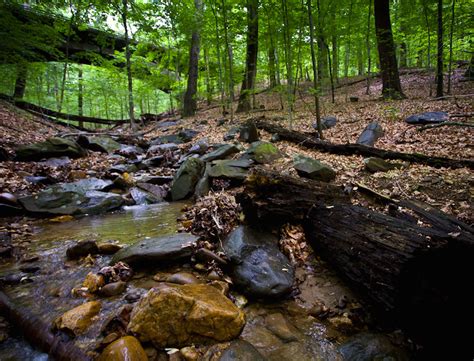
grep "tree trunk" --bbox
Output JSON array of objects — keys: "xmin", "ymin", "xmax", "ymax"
[
  {"xmin": 447, "ymin": 0, "xmax": 455, "ymax": 94},
  {"xmin": 121, "ymin": 0, "xmax": 136, "ymax": 130},
  {"xmin": 436, "ymin": 0, "xmax": 444, "ymax": 98},
  {"xmin": 204, "ymin": 47, "xmax": 212, "ymax": 105},
  {"xmin": 183, "ymin": 0, "xmax": 203, "ymax": 117},
  {"xmin": 78, "ymin": 65, "xmax": 84, "ymax": 128},
  {"xmin": 210, "ymin": 1, "xmax": 225, "ymax": 114},
  {"xmin": 239, "ymin": 167, "xmax": 474, "ymax": 357},
  {"xmin": 13, "ymin": 63, "xmax": 28, "ymax": 99},
  {"xmin": 222, "ymin": 0, "xmax": 235, "ymax": 120},
  {"xmin": 281, "ymin": 0, "xmax": 294, "ymax": 127},
  {"xmin": 366, "ymin": 0, "xmax": 372, "ymax": 94},
  {"xmin": 374, "ymin": 0, "xmax": 405, "ymax": 99},
  {"xmin": 237, "ymin": 0, "xmax": 259, "ymax": 113},
  {"xmin": 268, "ymin": 45, "xmax": 277, "ymax": 88},
  {"xmin": 332, "ymin": 36, "xmax": 338, "ymax": 83},
  {"xmin": 308, "ymin": 0, "xmax": 323, "ymax": 139},
  {"xmin": 254, "ymin": 118, "xmax": 474, "ymax": 169}
]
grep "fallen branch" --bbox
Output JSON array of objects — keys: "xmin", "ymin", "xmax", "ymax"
[
  {"xmin": 418, "ymin": 121, "xmax": 474, "ymax": 131},
  {"xmin": 255, "ymin": 118, "xmax": 474, "ymax": 169}
]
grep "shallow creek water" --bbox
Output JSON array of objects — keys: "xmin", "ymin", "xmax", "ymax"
[{"xmin": 0, "ymin": 202, "xmax": 406, "ymax": 360}]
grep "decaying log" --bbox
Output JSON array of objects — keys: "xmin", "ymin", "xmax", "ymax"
[
  {"xmin": 255, "ymin": 118, "xmax": 474, "ymax": 169},
  {"xmin": 0, "ymin": 291, "xmax": 91, "ymax": 361},
  {"xmin": 239, "ymin": 168, "xmax": 474, "ymax": 353}
]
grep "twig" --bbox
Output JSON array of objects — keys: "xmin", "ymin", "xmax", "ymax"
[{"xmin": 418, "ymin": 122, "xmax": 474, "ymax": 131}]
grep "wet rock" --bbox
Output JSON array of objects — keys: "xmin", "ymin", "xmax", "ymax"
[
  {"xmin": 15, "ymin": 137, "xmax": 86, "ymax": 161},
  {"xmin": 356, "ymin": 122, "xmax": 384, "ymax": 147},
  {"xmin": 99, "ymin": 262, "xmax": 134, "ymax": 283},
  {"xmin": 137, "ymin": 183, "xmax": 167, "ymax": 201},
  {"xmin": 54, "ymin": 301, "xmax": 101, "ymax": 336},
  {"xmin": 328, "ymin": 314, "xmax": 354, "ymax": 333},
  {"xmin": 201, "ymin": 144, "xmax": 240, "ymax": 162},
  {"xmin": 338, "ymin": 333, "xmax": 408, "ymax": 361},
  {"xmin": 222, "ymin": 226, "xmax": 294, "ymax": 299},
  {"xmin": 293, "ymin": 155, "xmax": 336, "ymax": 182},
  {"xmin": 83, "ymin": 272, "xmax": 105, "ymax": 293},
  {"xmin": 19, "ymin": 264, "xmax": 40, "ymax": 273},
  {"xmin": 170, "ymin": 158, "xmax": 205, "ymax": 201},
  {"xmin": 130, "ymin": 187, "xmax": 162, "ymax": 205},
  {"xmin": 19, "ymin": 180, "xmax": 123, "ymax": 216},
  {"xmin": 181, "ymin": 346, "xmax": 199, "ymax": 361},
  {"xmin": 179, "ymin": 129, "xmax": 200, "ymax": 142},
  {"xmin": 364, "ymin": 157, "xmax": 403, "ymax": 173},
  {"xmin": 405, "ymin": 111, "xmax": 448, "ymax": 125},
  {"xmin": 125, "ymin": 291, "xmax": 143, "ymax": 303},
  {"xmin": 98, "ymin": 243, "xmax": 122, "ymax": 254},
  {"xmin": 38, "ymin": 156, "xmax": 71, "ymax": 168},
  {"xmin": 265, "ymin": 313, "xmax": 298, "ymax": 342},
  {"xmin": 0, "ymin": 194, "xmax": 23, "ymax": 217},
  {"xmin": 100, "ymin": 281, "xmax": 127, "ymax": 297},
  {"xmin": 128, "ymin": 283, "xmax": 245, "ymax": 347},
  {"xmin": 208, "ymin": 159, "xmax": 250, "ymax": 181},
  {"xmin": 239, "ymin": 121, "xmax": 259, "ymax": 143},
  {"xmin": 66, "ymin": 240, "xmax": 99, "ymax": 260},
  {"xmin": 97, "ymin": 336, "xmax": 148, "ymax": 361},
  {"xmin": 111, "ymin": 233, "xmax": 198, "ymax": 266},
  {"xmin": 165, "ymin": 272, "xmax": 201, "ymax": 285},
  {"xmin": 79, "ymin": 135, "xmax": 121, "ymax": 154},
  {"xmin": 245, "ymin": 142, "xmax": 281, "ymax": 164},
  {"xmin": 219, "ymin": 340, "xmax": 266, "ymax": 361},
  {"xmin": 0, "ymin": 193, "xmax": 18, "ymax": 207}
]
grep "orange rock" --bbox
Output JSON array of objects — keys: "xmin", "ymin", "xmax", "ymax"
[
  {"xmin": 97, "ymin": 336, "xmax": 148, "ymax": 361},
  {"xmin": 54, "ymin": 301, "xmax": 101, "ymax": 336}
]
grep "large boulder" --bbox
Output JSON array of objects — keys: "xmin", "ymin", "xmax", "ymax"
[
  {"xmin": 97, "ymin": 336, "xmax": 147, "ymax": 361},
  {"xmin": 222, "ymin": 226, "xmax": 294, "ymax": 299},
  {"xmin": 245, "ymin": 142, "xmax": 281, "ymax": 164},
  {"xmin": 201, "ymin": 144, "xmax": 240, "ymax": 162},
  {"xmin": 356, "ymin": 122, "xmax": 384, "ymax": 147},
  {"xmin": 405, "ymin": 111, "xmax": 448, "ymax": 125},
  {"xmin": 15, "ymin": 137, "xmax": 86, "ymax": 161},
  {"xmin": 111, "ymin": 233, "xmax": 198, "ymax": 266},
  {"xmin": 128, "ymin": 283, "xmax": 245, "ymax": 347},
  {"xmin": 19, "ymin": 178, "xmax": 123, "ymax": 216},
  {"xmin": 239, "ymin": 121, "xmax": 259, "ymax": 143},
  {"xmin": 54, "ymin": 301, "xmax": 101, "ymax": 336},
  {"xmin": 170, "ymin": 157, "xmax": 205, "ymax": 201},
  {"xmin": 78, "ymin": 135, "xmax": 121, "ymax": 154},
  {"xmin": 293, "ymin": 155, "xmax": 336, "ymax": 182}
]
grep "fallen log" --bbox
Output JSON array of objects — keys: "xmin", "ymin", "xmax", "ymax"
[
  {"xmin": 239, "ymin": 168, "xmax": 474, "ymax": 355},
  {"xmin": 255, "ymin": 118, "xmax": 474, "ymax": 169},
  {"xmin": 0, "ymin": 291, "xmax": 91, "ymax": 361}
]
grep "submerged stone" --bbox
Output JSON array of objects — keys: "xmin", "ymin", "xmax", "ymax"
[
  {"xmin": 128, "ymin": 283, "xmax": 245, "ymax": 347},
  {"xmin": 54, "ymin": 301, "xmax": 101, "ymax": 336},
  {"xmin": 97, "ymin": 336, "xmax": 148, "ymax": 361}
]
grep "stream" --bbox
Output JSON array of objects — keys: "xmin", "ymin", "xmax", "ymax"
[{"xmin": 0, "ymin": 202, "xmax": 408, "ymax": 360}]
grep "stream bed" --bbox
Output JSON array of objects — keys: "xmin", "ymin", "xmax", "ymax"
[{"xmin": 0, "ymin": 202, "xmax": 409, "ymax": 360}]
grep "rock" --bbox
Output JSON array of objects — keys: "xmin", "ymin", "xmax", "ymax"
[
  {"xmin": 137, "ymin": 183, "xmax": 167, "ymax": 201},
  {"xmin": 116, "ymin": 144, "xmax": 145, "ymax": 158},
  {"xmin": 19, "ymin": 188, "xmax": 123, "ymax": 216},
  {"xmin": 245, "ymin": 142, "xmax": 281, "ymax": 164},
  {"xmin": 54, "ymin": 301, "xmax": 101, "ymax": 336},
  {"xmin": 222, "ymin": 226, "xmax": 294, "ymax": 299},
  {"xmin": 82, "ymin": 272, "xmax": 105, "ymax": 293},
  {"xmin": 0, "ymin": 146, "xmax": 9, "ymax": 161},
  {"xmin": 338, "ymin": 333, "xmax": 408, "ymax": 361},
  {"xmin": 201, "ymin": 144, "xmax": 240, "ymax": 162},
  {"xmin": 79, "ymin": 135, "xmax": 121, "ymax": 154},
  {"xmin": 364, "ymin": 157, "xmax": 403, "ymax": 173},
  {"xmin": 179, "ymin": 129, "xmax": 200, "ymax": 142},
  {"xmin": 181, "ymin": 346, "xmax": 199, "ymax": 361},
  {"xmin": 219, "ymin": 340, "xmax": 266, "ymax": 361},
  {"xmin": 135, "ymin": 175, "xmax": 174, "ymax": 185},
  {"xmin": 224, "ymin": 127, "xmax": 240, "ymax": 141},
  {"xmin": 208, "ymin": 159, "xmax": 251, "ymax": 181},
  {"xmin": 349, "ymin": 96, "xmax": 359, "ymax": 102},
  {"xmin": 356, "ymin": 122, "xmax": 384, "ymax": 147},
  {"xmin": 0, "ymin": 193, "xmax": 23, "ymax": 217},
  {"xmin": 293, "ymin": 155, "xmax": 336, "ymax": 182},
  {"xmin": 270, "ymin": 134, "xmax": 280, "ymax": 143},
  {"xmin": 100, "ymin": 281, "xmax": 127, "ymax": 297},
  {"xmin": 0, "ymin": 193, "xmax": 18, "ymax": 206},
  {"xmin": 239, "ymin": 121, "xmax": 259, "ymax": 143},
  {"xmin": 98, "ymin": 243, "xmax": 123, "ymax": 254},
  {"xmin": 111, "ymin": 233, "xmax": 198, "ymax": 266},
  {"xmin": 151, "ymin": 134, "xmax": 184, "ymax": 145},
  {"xmin": 170, "ymin": 158, "xmax": 205, "ymax": 201},
  {"xmin": 194, "ymin": 164, "xmax": 211, "ymax": 198},
  {"xmin": 130, "ymin": 187, "xmax": 162, "ymax": 205},
  {"xmin": 148, "ymin": 143, "xmax": 179, "ymax": 154},
  {"xmin": 109, "ymin": 163, "xmax": 139, "ymax": 174},
  {"xmin": 313, "ymin": 116, "xmax": 338, "ymax": 131},
  {"xmin": 38, "ymin": 156, "xmax": 71, "ymax": 168},
  {"xmin": 189, "ymin": 139, "xmax": 209, "ymax": 155},
  {"xmin": 157, "ymin": 121, "xmax": 178, "ymax": 128},
  {"xmin": 15, "ymin": 137, "xmax": 86, "ymax": 161},
  {"xmin": 165, "ymin": 272, "xmax": 201, "ymax": 285},
  {"xmin": 128, "ymin": 283, "xmax": 245, "ymax": 348},
  {"xmin": 405, "ymin": 111, "xmax": 448, "ymax": 125},
  {"xmin": 97, "ymin": 336, "xmax": 148, "ymax": 361},
  {"xmin": 62, "ymin": 178, "xmax": 113, "ymax": 192},
  {"xmin": 24, "ymin": 175, "xmax": 54, "ymax": 185},
  {"xmin": 264, "ymin": 313, "xmax": 298, "ymax": 342},
  {"xmin": 66, "ymin": 240, "xmax": 99, "ymax": 260},
  {"xmin": 0, "ymin": 232, "xmax": 12, "ymax": 258}
]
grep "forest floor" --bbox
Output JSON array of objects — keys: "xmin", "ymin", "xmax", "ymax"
[{"xmin": 1, "ymin": 68, "xmax": 473, "ymax": 223}]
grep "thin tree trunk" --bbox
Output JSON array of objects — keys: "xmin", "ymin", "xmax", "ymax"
[
  {"xmin": 183, "ymin": 0, "xmax": 203, "ymax": 117},
  {"xmin": 268, "ymin": 45, "xmax": 277, "ymax": 88},
  {"xmin": 237, "ymin": 0, "xmax": 259, "ymax": 113},
  {"xmin": 326, "ymin": 42, "xmax": 335, "ymax": 103},
  {"xmin": 210, "ymin": 1, "xmax": 226, "ymax": 114},
  {"xmin": 78, "ymin": 65, "xmax": 84, "ymax": 128},
  {"xmin": 436, "ymin": 0, "xmax": 444, "ymax": 98},
  {"xmin": 222, "ymin": 0, "xmax": 234, "ymax": 120},
  {"xmin": 204, "ymin": 47, "xmax": 212, "ymax": 105},
  {"xmin": 447, "ymin": 0, "xmax": 455, "ymax": 94},
  {"xmin": 14, "ymin": 63, "xmax": 28, "ymax": 99},
  {"xmin": 366, "ymin": 0, "xmax": 372, "ymax": 94},
  {"xmin": 374, "ymin": 0, "xmax": 405, "ymax": 99},
  {"xmin": 332, "ymin": 35, "xmax": 338, "ymax": 83},
  {"xmin": 281, "ymin": 0, "xmax": 294, "ymax": 127},
  {"xmin": 308, "ymin": 0, "xmax": 323, "ymax": 139},
  {"xmin": 121, "ymin": 0, "xmax": 136, "ymax": 130}
]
